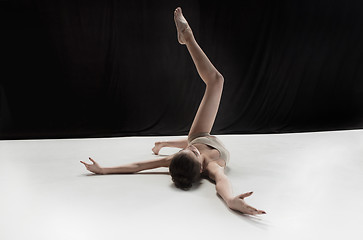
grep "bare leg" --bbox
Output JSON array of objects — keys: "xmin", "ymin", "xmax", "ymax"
[
  {"xmin": 174, "ymin": 7, "xmax": 224, "ymax": 136},
  {"xmin": 152, "ymin": 138, "xmax": 188, "ymax": 155},
  {"xmin": 174, "ymin": 7, "xmax": 223, "ymax": 85}
]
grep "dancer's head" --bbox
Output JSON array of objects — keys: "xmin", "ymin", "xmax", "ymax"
[{"xmin": 169, "ymin": 146, "xmax": 202, "ymax": 190}]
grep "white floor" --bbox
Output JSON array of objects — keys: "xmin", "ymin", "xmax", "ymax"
[{"xmin": 1, "ymin": 130, "xmax": 363, "ymax": 240}]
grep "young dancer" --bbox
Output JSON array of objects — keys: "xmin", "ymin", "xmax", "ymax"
[{"xmin": 81, "ymin": 7, "xmax": 265, "ymax": 215}]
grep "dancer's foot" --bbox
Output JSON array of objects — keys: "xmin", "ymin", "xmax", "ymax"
[
  {"xmin": 152, "ymin": 141, "xmax": 164, "ymax": 155},
  {"xmin": 174, "ymin": 7, "xmax": 193, "ymax": 44}
]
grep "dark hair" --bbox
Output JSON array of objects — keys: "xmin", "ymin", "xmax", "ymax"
[{"xmin": 169, "ymin": 151, "xmax": 201, "ymax": 190}]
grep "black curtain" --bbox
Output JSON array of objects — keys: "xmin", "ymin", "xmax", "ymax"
[{"xmin": 1, "ymin": 0, "xmax": 363, "ymax": 140}]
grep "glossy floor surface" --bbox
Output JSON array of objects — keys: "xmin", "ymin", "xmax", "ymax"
[{"xmin": 1, "ymin": 130, "xmax": 363, "ymax": 240}]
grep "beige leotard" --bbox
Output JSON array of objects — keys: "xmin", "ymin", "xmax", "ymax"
[{"xmin": 188, "ymin": 132, "xmax": 230, "ymax": 165}]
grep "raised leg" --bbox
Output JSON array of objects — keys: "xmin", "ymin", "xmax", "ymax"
[
  {"xmin": 174, "ymin": 7, "xmax": 224, "ymax": 136},
  {"xmin": 174, "ymin": 7, "xmax": 223, "ymax": 85}
]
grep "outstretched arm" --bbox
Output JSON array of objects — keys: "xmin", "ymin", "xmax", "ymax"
[
  {"xmin": 81, "ymin": 156, "xmax": 172, "ymax": 175},
  {"xmin": 207, "ymin": 162, "xmax": 266, "ymax": 215}
]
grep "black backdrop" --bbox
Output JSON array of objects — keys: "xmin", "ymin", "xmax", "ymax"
[{"xmin": 1, "ymin": 0, "xmax": 363, "ymax": 140}]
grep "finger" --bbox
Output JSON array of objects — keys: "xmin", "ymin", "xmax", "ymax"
[
  {"xmin": 80, "ymin": 161, "xmax": 89, "ymax": 166},
  {"xmin": 88, "ymin": 157, "xmax": 96, "ymax": 164},
  {"xmin": 239, "ymin": 191, "xmax": 253, "ymax": 199},
  {"xmin": 257, "ymin": 210, "xmax": 266, "ymax": 214},
  {"xmin": 240, "ymin": 203, "xmax": 259, "ymax": 215},
  {"xmin": 247, "ymin": 206, "xmax": 266, "ymax": 215},
  {"xmin": 246, "ymin": 205, "xmax": 258, "ymax": 213},
  {"xmin": 243, "ymin": 207, "xmax": 257, "ymax": 215}
]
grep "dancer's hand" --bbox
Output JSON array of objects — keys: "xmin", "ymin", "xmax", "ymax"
[
  {"xmin": 152, "ymin": 141, "xmax": 164, "ymax": 155},
  {"xmin": 80, "ymin": 157, "xmax": 104, "ymax": 174},
  {"xmin": 227, "ymin": 192, "xmax": 266, "ymax": 215}
]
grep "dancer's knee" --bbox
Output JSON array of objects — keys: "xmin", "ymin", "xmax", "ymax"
[{"xmin": 208, "ymin": 72, "xmax": 224, "ymax": 86}]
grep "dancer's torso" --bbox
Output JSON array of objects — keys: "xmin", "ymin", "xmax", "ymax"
[
  {"xmin": 195, "ymin": 144, "xmax": 226, "ymax": 172},
  {"xmin": 188, "ymin": 133, "xmax": 230, "ymax": 171}
]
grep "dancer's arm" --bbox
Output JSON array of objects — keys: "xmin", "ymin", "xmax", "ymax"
[
  {"xmin": 207, "ymin": 162, "xmax": 266, "ymax": 215},
  {"xmin": 81, "ymin": 156, "xmax": 172, "ymax": 175}
]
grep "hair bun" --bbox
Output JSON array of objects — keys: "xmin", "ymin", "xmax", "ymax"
[{"xmin": 173, "ymin": 176, "xmax": 192, "ymax": 189}]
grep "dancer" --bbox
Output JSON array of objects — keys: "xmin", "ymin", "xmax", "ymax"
[{"xmin": 81, "ymin": 7, "xmax": 265, "ymax": 215}]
